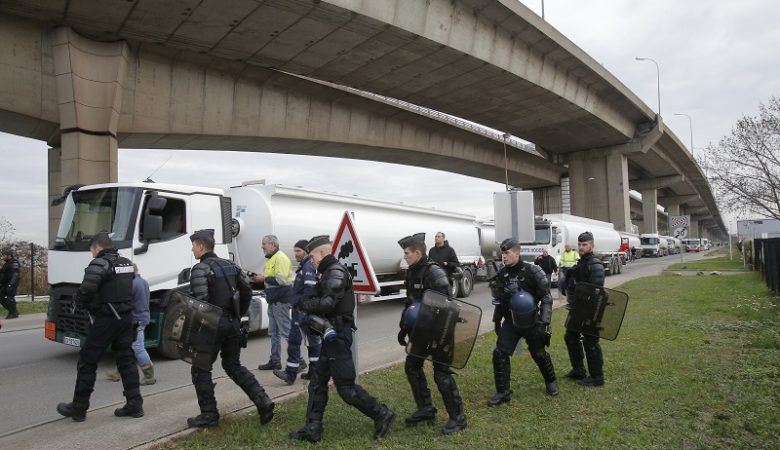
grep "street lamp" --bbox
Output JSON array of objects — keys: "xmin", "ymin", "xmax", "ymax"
[
  {"xmin": 673, "ymin": 113, "xmax": 694, "ymax": 155},
  {"xmin": 635, "ymin": 57, "xmax": 661, "ymax": 116},
  {"xmin": 502, "ymin": 132, "xmax": 511, "ymax": 191}
]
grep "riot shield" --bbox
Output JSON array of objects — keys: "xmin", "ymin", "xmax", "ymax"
[
  {"xmin": 163, "ymin": 290, "xmax": 222, "ymax": 370},
  {"xmin": 407, "ymin": 290, "xmax": 482, "ymax": 369},
  {"xmin": 564, "ymin": 282, "xmax": 629, "ymax": 341}
]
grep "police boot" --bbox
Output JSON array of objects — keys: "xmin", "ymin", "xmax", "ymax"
[
  {"xmin": 531, "ymin": 349, "xmax": 559, "ymax": 396},
  {"xmin": 435, "ymin": 371, "xmax": 467, "ymax": 435},
  {"xmin": 373, "ymin": 404, "xmax": 396, "ymax": 439},
  {"xmin": 404, "ymin": 362, "xmax": 436, "ymax": 426},
  {"xmin": 405, "ymin": 405, "xmax": 437, "ymax": 426},
  {"xmin": 187, "ymin": 412, "xmax": 220, "ymax": 428},
  {"xmin": 56, "ymin": 400, "xmax": 89, "ymax": 422},
  {"xmin": 250, "ymin": 389, "xmax": 275, "ymax": 425},
  {"xmin": 487, "ymin": 349, "xmax": 512, "ymax": 407},
  {"xmin": 289, "ymin": 420, "xmax": 323, "ymax": 443},
  {"xmin": 578, "ymin": 340, "xmax": 604, "ymax": 387},
  {"xmin": 114, "ymin": 393, "xmax": 144, "ymax": 418},
  {"xmin": 140, "ymin": 363, "xmax": 156, "ymax": 386}
]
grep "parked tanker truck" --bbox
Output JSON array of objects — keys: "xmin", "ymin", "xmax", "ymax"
[
  {"xmin": 519, "ymin": 214, "xmax": 624, "ymax": 285},
  {"xmin": 45, "ymin": 181, "xmax": 490, "ymax": 357}
]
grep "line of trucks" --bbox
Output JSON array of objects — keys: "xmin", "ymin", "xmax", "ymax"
[{"xmin": 44, "ymin": 181, "xmax": 638, "ymax": 357}]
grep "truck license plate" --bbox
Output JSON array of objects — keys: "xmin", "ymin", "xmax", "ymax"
[{"xmin": 63, "ymin": 336, "xmax": 81, "ymax": 347}]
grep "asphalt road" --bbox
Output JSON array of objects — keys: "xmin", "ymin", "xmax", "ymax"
[{"xmin": 0, "ymin": 251, "xmax": 705, "ymax": 448}]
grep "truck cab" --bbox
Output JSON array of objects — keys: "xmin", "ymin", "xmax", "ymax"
[
  {"xmin": 640, "ymin": 233, "xmax": 665, "ymax": 257},
  {"xmin": 45, "ymin": 183, "xmax": 268, "ymax": 357}
]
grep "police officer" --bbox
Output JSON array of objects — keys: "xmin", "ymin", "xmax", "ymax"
[
  {"xmin": 56, "ymin": 233, "xmax": 144, "ymax": 422},
  {"xmin": 488, "ymin": 238, "xmax": 558, "ymax": 406},
  {"xmin": 273, "ymin": 239, "xmax": 321, "ymax": 384},
  {"xmin": 398, "ymin": 233, "xmax": 467, "ymax": 435},
  {"xmin": 0, "ymin": 247, "xmax": 20, "ymax": 319},
  {"xmin": 290, "ymin": 235, "xmax": 395, "ymax": 443},
  {"xmin": 564, "ymin": 231, "xmax": 606, "ymax": 387},
  {"xmin": 187, "ymin": 229, "xmax": 275, "ymax": 428}
]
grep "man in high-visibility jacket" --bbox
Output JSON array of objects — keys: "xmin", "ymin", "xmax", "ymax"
[
  {"xmin": 558, "ymin": 244, "xmax": 580, "ymax": 296},
  {"xmin": 253, "ymin": 235, "xmax": 293, "ymax": 370}
]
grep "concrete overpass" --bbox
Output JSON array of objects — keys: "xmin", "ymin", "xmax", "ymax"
[{"xmin": 0, "ymin": 0, "xmax": 726, "ymax": 240}]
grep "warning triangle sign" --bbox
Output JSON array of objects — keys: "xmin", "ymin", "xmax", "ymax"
[{"xmin": 331, "ymin": 211, "xmax": 380, "ymax": 294}]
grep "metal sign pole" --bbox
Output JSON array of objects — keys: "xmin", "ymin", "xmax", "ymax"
[{"xmin": 349, "ymin": 211, "xmax": 359, "ymax": 383}]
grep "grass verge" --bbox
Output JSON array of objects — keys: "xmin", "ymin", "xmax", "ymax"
[
  {"xmin": 164, "ymin": 273, "xmax": 780, "ymax": 449},
  {"xmin": 15, "ymin": 300, "xmax": 49, "ymax": 315},
  {"xmin": 667, "ymin": 255, "xmax": 746, "ymax": 271}
]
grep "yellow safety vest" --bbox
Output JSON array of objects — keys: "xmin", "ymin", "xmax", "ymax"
[
  {"xmin": 560, "ymin": 250, "xmax": 580, "ymax": 268},
  {"xmin": 264, "ymin": 251, "xmax": 293, "ymax": 286}
]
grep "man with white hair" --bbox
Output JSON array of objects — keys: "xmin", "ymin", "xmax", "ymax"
[{"xmin": 253, "ymin": 235, "xmax": 293, "ymax": 371}]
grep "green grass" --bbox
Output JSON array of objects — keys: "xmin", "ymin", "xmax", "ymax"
[
  {"xmin": 164, "ymin": 274, "xmax": 780, "ymax": 449},
  {"xmin": 667, "ymin": 255, "xmax": 747, "ymax": 271},
  {"xmin": 15, "ymin": 300, "xmax": 49, "ymax": 315}
]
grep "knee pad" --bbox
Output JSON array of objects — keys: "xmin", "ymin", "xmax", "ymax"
[
  {"xmin": 493, "ymin": 347, "xmax": 510, "ymax": 361},
  {"xmin": 564, "ymin": 332, "xmax": 581, "ymax": 346},
  {"xmin": 336, "ymin": 385, "xmax": 360, "ymax": 405},
  {"xmin": 405, "ymin": 356, "xmax": 424, "ymax": 375},
  {"xmin": 433, "ymin": 368, "xmax": 454, "ymax": 387}
]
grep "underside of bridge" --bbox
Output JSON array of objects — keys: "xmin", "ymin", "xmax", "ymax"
[{"xmin": 0, "ymin": 0, "xmax": 726, "ymax": 242}]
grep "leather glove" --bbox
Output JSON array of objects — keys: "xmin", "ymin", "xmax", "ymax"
[
  {"xmin": 301, "ymin": 299, "xmax": 318, "ymax": 314},
  {"xmin": 537, "ymin": 322, "xmax": 552, "ymax": 347},
  {"xmin": 397, "ymin": 329, "xmax": 408, "ymax": 347},
  {"xmin": 489, "ymin": 280, "xmax": 502, "ymax": 299}
]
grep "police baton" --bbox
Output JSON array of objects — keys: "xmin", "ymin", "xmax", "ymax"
[{"xmin": 108, "ymin": 303, "xmax": 122, "ymax": 320}]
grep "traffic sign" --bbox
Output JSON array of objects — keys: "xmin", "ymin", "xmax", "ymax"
[
  {"xmin": 670, "ymin": 215, "xmax": 690, "ymax": 228},
  {"xmin": 332, "ymin": 211, "xmax": 380, "ymax": 294},
  {"xmin": 674, "ymin": 227, "xmax": 688, "ymax": 239}
]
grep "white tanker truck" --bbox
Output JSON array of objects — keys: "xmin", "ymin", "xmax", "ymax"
[
  {"xmin": 519, "ymin": 214, "xmax": 623, "ymax": 285},
  {"xmin": 45, "ymin": 181, "xmax": 493, "ymax": 357}
]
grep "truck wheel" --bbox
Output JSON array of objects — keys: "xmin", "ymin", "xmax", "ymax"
[
  {"xmin": 617, "ymin": 258, "xmax": 623, "ymax": 274},
  {"xmin": 456, "ymin": 268, "xmax": 474, "ymax": 298},
  {"xmin": 449, "ymin": 279, "xmax": 459, "ymax": 298}
]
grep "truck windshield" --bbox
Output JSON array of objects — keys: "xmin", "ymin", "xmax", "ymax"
[
  {"xmin": 641, "ymin": 237, "xmax": 659, "ymax": 245},
  {"xmin": 522, "ymin": 224, "xmax": 551, "ymax": 245},
  {"xmin": 54, "ymin": 187, "xmax": 142, "ymax": 251}
]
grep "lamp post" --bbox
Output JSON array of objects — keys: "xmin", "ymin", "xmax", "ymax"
[
  {"xmin": 635, "ymin": 57, "xmax": 661, "ymax": 116},
  {"xmin": 502, "ymin": 132, "xmax": 511, "ymax": 191},
  {"xmin": 673, "ymin": 113, "xmax": 694, "ymax": 155}
]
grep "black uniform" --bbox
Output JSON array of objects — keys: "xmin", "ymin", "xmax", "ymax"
[
  {"xmin": 57, "ymin": 248, "xmax": 142, "ymax": 421},
  {"xmin": 399, "ymin": 255, "xmax": 467, "ymax": 433},
  {"xmin": 293, "ymin": 254, "xmax": 394, "ymax": 442},
  {"xmin": 564, "ymin": 252, "xmax": 606, "ymax": 385},
  {"xmin": 187, "ymin": 251, "xmax": 274, "ymax": 427},
  {"xmin": 489, "ymin": 261, "xmax": 557, "ymax": 404},
  {"xmin": 0, "ymin": 255, "xmax": 20, "ymax": 318}
]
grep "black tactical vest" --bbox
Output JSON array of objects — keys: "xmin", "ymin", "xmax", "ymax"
[
  {"xmin": 97, "ymin": 254, "xmax": 134, "ymax": 305},
  {"xmin": 203, "ymin": 257, "xmax": 240, "ymax": 312}
]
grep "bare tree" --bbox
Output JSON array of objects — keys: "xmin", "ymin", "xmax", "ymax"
[
  {"xmin": 0, "ymin": 216, "xmax": 15, "ymax": 243},
  {"xmin": 705, "ymin": 96, "xmax": 780, "ymax": 219}
]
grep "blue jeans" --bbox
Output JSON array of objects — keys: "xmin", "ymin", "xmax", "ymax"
[
  {"xmin": 267, "ymin": 302, "xmax": 291, "ymax": 363},
  {"xmin": 132, "ymin": 323, "xmax": 152, "ymax": 366}
]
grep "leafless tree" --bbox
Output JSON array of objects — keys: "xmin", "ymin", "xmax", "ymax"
[
  {"xmin": 705, "ymin": 96, "xmax": 780, "ymax": 219},
  {"xmin": 0, "ymin": 216, "xmax": 15, "ymax": 243}
]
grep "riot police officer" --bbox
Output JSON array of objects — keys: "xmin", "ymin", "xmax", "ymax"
[
  {"xmin": 290, "ymin": 235, "xmax": 395, "ymax": 443},
  {"xmin": 56, "ymin": 233, "xmax": 144, "ymax": 421},
  {"xmin": 0, "ymin": 247, "xmax": 20, "ymax": 319},
  {"xmin": 564, "ymin": 231, "xmax": 606, "ymax": 387},
  {"xmin": 488, "ymin": 238, "xmax": 558, "ymax": 406},
  {"xmin": 187, "ymin": 229, "xmax": 275, "ymax": 428},
  {"xmin": 398, "ymin": 233, "xmax": 467, "ymax": 434}
]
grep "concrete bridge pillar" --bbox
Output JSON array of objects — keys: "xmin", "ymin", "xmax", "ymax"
[
  {"xmin": 568, "ymin": 151, "xmax": 631, "ymax": 231},
  {"xmin": 640, "ymin": 188, "xmax": 658, "ymax": 234},
  {"xmin": 47, "ymin": 27, "xmax": 128, "ymax": 243}
]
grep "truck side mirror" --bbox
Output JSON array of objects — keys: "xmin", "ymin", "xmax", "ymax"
[{"xmin": 135, "ymin": 193, "xmax": 167, "ymax": 255}]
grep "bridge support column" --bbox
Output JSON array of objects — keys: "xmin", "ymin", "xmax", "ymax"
[
  {"xmin": 568, "ymin": 151, "xmax": 631, "ymax": 231},
  {"xmin": 640, "ymin": 188, "xmax": 658, "ymax": 234},
  {"xmin": 47, "ymin": 27, "xmax": 127, "ymax": 243}
]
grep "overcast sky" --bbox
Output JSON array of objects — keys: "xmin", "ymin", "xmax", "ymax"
[{"xmin": 2, "ymin": 0, "xmax": 779, "ymax": 245}]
